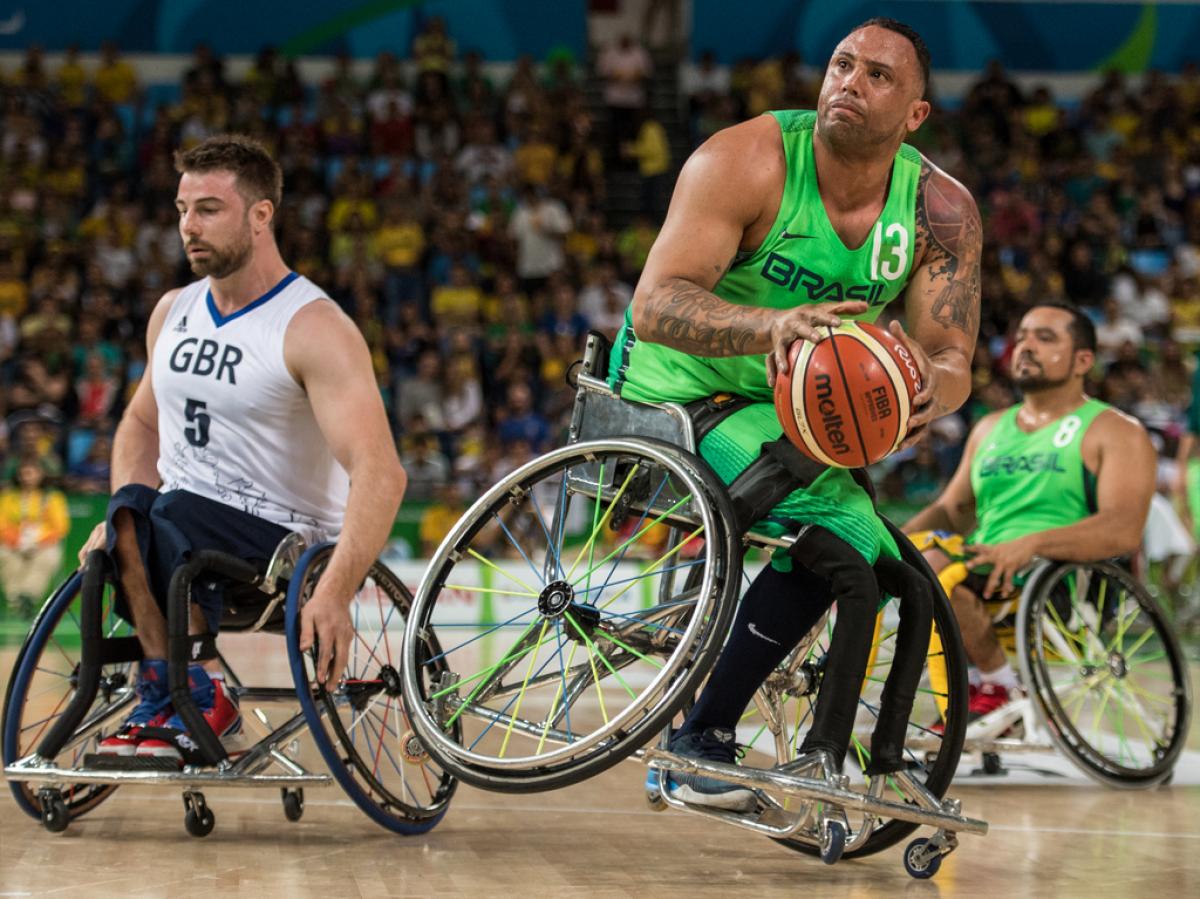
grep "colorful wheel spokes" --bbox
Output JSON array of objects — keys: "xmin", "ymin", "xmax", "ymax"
[
  {"xmin": 12, "ymin": 585, "xmax": 135, "ymax": 814},
  {"xmin": 1029, "ymin": 565, "xmax": 1187, "ymax": 778},
  {"xmin": 407, "ymin": 442, "xmax": 730, "ymax": 777},
  {"xmin": 298, "ymin": 559, "xmax": 452, "ymax": 817}
]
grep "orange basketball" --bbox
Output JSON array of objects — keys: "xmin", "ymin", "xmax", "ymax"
[{"xmin": 773, "ymin": 321, "xmax": 922, "ymax": 468}]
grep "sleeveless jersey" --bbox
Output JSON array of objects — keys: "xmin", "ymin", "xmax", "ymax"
[
  {"xmin": 969, "ymin": 398, "xmax": 1109, "ymax": 547},
  {"xmin": 609, "ymin": 109, "xmax": 922, "ymax": 402},
  {"xmin": 153, "ymin": 272, "xmax": 349, "ymax": 543},
  {"xmin": 605, "ymin": 109, "xmax": 923, "ymax": 563}
]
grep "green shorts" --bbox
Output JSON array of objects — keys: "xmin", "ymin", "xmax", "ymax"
[{"xmin": 698, "ymin": 403, "xmax": 898, "ymax": 569}]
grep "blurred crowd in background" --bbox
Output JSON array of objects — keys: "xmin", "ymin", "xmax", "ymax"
[{"xmin": 2, "ymin": 20, "xmax": 1200, "ymax": 607}]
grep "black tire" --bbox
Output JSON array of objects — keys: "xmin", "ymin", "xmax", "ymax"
[
  {"xmin": 1017, "ymin": 560, "xmax": 1191, "ymax": 788},
  {"xmin": 287, "ymin": 544, "xmax": 457, "ymax": 834},
  {"xmin": 3, "ymin": 572, "xmax": 133, "ymax": 822},
  {"xmin": 401, "ymin": 438, "xmax": 742, "ymax": 792}
]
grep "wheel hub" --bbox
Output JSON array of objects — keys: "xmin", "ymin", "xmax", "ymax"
[
  {"xmin": 379, "ymin": 664, "xmax": 403, "ymax": 697},
  {"xmin": 538, "ymin": 580, "xmax": 576, "ymax": 618},
  {"xmin": 1106, "ymin": 652, "xmax": 1128, "ymax": 679}
]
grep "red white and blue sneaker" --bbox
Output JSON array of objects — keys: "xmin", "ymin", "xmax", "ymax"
[
  {"xmin": 97, "ymin": 659, "xmax": 173, "ymax": 757},
  {"xmin": 135, "ymin": 665, "xmax": 242, "ymax": 765}
]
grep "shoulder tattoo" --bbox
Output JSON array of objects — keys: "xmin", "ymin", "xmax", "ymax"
[{"xmin": 914, "ymin": 165, "xmax": 982, "ymax": 338}]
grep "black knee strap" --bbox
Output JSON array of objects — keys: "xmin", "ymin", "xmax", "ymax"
[
  {"xmin": 787, "ymin": 526, "xmax": 880, "ymax": 761},
  {"xmin": 727, "ymin": 438, "xmax": 827, "ymax": 533},
  {"xmin": 684, "ymin": 392, "xmax": 754, "ymax": 444},
  {"xmin": 865, "ymin": 557, "xmax": 935, "ymax": 776}
]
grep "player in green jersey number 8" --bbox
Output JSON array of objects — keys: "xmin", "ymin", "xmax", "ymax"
[
  {"xmin": 609, "ymin": 17, "xmax": 982, "ymax": 810},
  {"xmin": 904, "ymin": 304, "xmax": 1158, "ymax": 721}
]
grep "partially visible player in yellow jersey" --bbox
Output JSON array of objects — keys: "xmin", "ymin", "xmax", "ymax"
[{"xmin": 905, "ymin": 304, "xmax": 1156, "ymax": 718}]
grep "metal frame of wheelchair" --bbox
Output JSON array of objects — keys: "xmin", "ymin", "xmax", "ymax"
[
  {"xmin": 3, "ymin": 537, "xmax": 455, "ymax": 837},
  {"xmin": 399, "ymin": 333, "xmax": 987, "ymax": 879},
  {"xmin": 917, "ymin": 558, "xmax": 1192, "ymax": 788}
]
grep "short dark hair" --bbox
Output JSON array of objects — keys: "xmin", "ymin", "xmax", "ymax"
[
  {"xmin": 174, "ymin": 134, "xmax": 283, "ymax": 211},
  {"xmin": 852, "ymin": 17, "xmax": 931, "ymax": 99},
  {"xmin": 1030, "ymin": 302, "xmax": 1098, "ymax": 352}
]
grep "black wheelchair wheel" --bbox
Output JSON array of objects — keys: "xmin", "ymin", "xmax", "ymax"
[
  {"xmin": 287, "ymin": 544, "xmax": 456, "ymax": 834},
  {"xmin": 3, "ymin": 572, "xmax": 135, "ymax": 821},
  {"xmin": 1017, "ymin": 560, "xmax": 1191, "ymax": 788},
  {"xmin": 401, "ymin": 438, "xmax": 743, "ymax": 792}
]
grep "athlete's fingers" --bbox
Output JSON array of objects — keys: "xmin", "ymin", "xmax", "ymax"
[
  {"xmin": 316, "ymin": 625, "xmax": 334, "ymax": 684},
  {"xmin": 897, "ymin": 423, "xmax": 928, "ymax": 451},
  {"xmin": 766, "ymin": 352, "xmax": 778, "ymax": 387},
  {"xmin": 825, "ymin": 300, "xmax": 870, "ymax": 316},
  {"xmin": 330, "ymin": 622, "xmax": 350, "ymax": 687}
]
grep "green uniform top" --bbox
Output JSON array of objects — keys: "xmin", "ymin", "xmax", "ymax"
[
  {"xmin": 606, "ymin": 109, "xmax": 924, "ymax": 564},
  {"xmin": 969, "ymin": 398, "xmax": 1109, "ymax": 546},
  {"xmin": 609, "ymin": 109, "xmax": 922, "ymax": 403}
]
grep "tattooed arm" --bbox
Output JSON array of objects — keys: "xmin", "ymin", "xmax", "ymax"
[
  {"xmin": 631, "ymin": 117, "xmax": 867, "ymax": 381},
  {"xmin": 890, "ymin": 162, "xmax": 982, "ymax": 436}
]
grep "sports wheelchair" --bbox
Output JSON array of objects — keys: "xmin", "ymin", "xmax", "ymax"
[
  {"xmin": 3, "ymin": 537, "xmax": 456, "ymax": 837},
  {"xmin": 918, "ymin": 549, "xmax": 1192, "ymax": 788},
  {"xmin": 399, "ymin": 333, "xmax": 987, "ymax": 879}
]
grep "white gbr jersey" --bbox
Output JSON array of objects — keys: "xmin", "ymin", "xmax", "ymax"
[{"xmin": 153, "ymin": 272, "xmax": 349, "ymax": 542}]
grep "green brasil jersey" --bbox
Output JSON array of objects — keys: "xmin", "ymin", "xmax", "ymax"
[
  {"xmin": 609, "ymin": 109, "xmax": 921, "ymax": 402},
  {"xmin": 606, "ymin": 110, "xmax": 923, "ymax": 563},
  {"xmin": 969, "ymin": 398, "xmax": 1109, "ymax": 546}
]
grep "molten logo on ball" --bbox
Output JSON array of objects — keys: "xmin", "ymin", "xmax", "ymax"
[
  {"xmin": 813, "ymin": 373, "xmax": 851, "ymax": 457},
  {"xmin": 773, "ymin": 321, "xmax": 921, "ymax": 468}
]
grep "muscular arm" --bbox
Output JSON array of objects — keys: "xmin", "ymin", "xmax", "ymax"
[
  {"xmin": 900, "ymin": 165, "xmax": 982, "ymax": 421},
  {"xmin": 630, "ymin": 117, "xmax": 866, "ymax": 369},
  {"xmin": 109, "ymin": 289, "xmax": 180, "ymax": 490},
  {"xmin": 903, "ymin": 412, "xmax": 1000, "ymax": 535},
  {"xmin": 287, "ymin": 300, "xmax": 406, "ymax": 603}
]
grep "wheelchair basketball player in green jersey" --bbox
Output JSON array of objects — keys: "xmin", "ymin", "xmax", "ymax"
[{"xmin": 608, "ymin": 18, "xmax": 982, "ymax": 810}]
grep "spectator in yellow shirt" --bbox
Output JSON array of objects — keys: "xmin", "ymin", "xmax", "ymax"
[
  {"xmin": 0, "ymin": 461, "xmax": 69, "ymax": 617},
  {"xmin": 621, "ymin": 109, "xmax": 672, "ymax": 219},
  {"xmin": 431, "ymin": 263, "xmax": 484, "ymax": 328},
  {"xmin": 420, "ymin": 482, "xmax": 466, "ymax": 555},
  {"xmin": 377, "ymin": 201, "xmax": 427, "ymax": 324},
  {"xmin": 94, "ymin": 41, "xmax": 138, "ymax": 105},
  {"xmin": 55, "ymin": 44, "xmax": 88, "ymax": 108},
  {"xmin": 513, "ymin": 122, "xmax": 558, "ymax": 187}
]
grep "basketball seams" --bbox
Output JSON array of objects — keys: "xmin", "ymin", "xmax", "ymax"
[
  {"xmin": 792, "ymin": 340, "xmax": 840, "ymax": 466},
  {"xmin": 825, "ymin": 327, "xmax": 872, "ymax": 466},
  {"xmin": 841, "ymin": 329, "xmax": 910, "ymax": 452}
]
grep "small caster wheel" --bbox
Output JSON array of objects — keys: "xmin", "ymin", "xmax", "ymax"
[
  {"xmin": 39, "ymin": 789, "xmax": 69, "ymax": 834},
  {"xmin": 819, "ymin": 820, "xmax": 847, "ymax": 865},
  {"xmin": 183, "ymin": 791, "xmax": 215, "ymax": 838},
  {"xmin": 903, "ymin": 838, "xmax": 943, "ymax": 879},
  {"xmin": 281, "ymin": 788, "xmax": 305, "ymax": 822},
  {"xmin": 982, "ymin": 752, "xmax": 1004, "ymax": 776}
]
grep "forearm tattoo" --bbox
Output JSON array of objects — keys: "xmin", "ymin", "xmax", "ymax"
[
  {"xmin": 639, "ymin": 276, "xmax": 766, "ymax": 357},
  {"xmin": 915, "ymin": 166, "xmax": 982, "ymax": 339}
]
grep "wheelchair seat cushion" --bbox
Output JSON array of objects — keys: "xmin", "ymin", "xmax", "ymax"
[{"xmin": 105, "ymin": 485, "xmax": 292, "ymax": 634}]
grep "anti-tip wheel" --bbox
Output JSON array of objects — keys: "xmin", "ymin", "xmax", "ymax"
[
  {"xmin": 39, "ymin": 790, "xmax": 69, "ymax": 834},
  {"xmin": 281, "ymin": 788, "xmax": 305, "ymax": 822},
  {"xmin": 903, "ymin": 838, "xmax": 943, "ymax": 879},
  {"xmin": 820, "ymin": 820, "xmax": 847, "ymax": 865}
]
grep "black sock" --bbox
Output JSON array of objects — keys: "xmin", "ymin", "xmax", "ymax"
[{"xmin": 680, "ymin": 562, "xmax": 833, "ymax": 736}]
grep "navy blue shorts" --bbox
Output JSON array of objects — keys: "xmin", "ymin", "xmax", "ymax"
[{"xmin": 105, "ymin": 486, "xmax": 291, "ymax": 634}]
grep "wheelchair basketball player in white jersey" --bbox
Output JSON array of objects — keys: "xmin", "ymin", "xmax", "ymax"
[{"xmin": 76, "ymin": 135, "xmax": 405, "ymax": 765}]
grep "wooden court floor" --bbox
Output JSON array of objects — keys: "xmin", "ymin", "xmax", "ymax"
[{"xmin": 3, "ymin": 649, "xmax": 1198, "ymax": 898}]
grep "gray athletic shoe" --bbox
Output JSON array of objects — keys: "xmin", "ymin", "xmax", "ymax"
[{"xmin": 666, "ymin": 727, "xmax": 757, "ymax": 812}]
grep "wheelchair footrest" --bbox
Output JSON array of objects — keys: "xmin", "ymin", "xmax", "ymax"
[{"xmin": 82, "ymin": 754, "xmax": 181, "ymax": 772}]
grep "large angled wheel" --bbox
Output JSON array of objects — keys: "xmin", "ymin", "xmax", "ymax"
[
  {"xmin": 1017, "ymin": 560, "xmax": 1191, "ymax": 788},
  {"xmin": 401, "ymin": 438, "xmax": 742, "ymax": 792},
  {"xmin": 3, "ymin": 573, "xmax": 135, "ymax": 821},
  {"xmin": 287, "ymin": 544, "xmax": 456, "ymax": 834}
]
